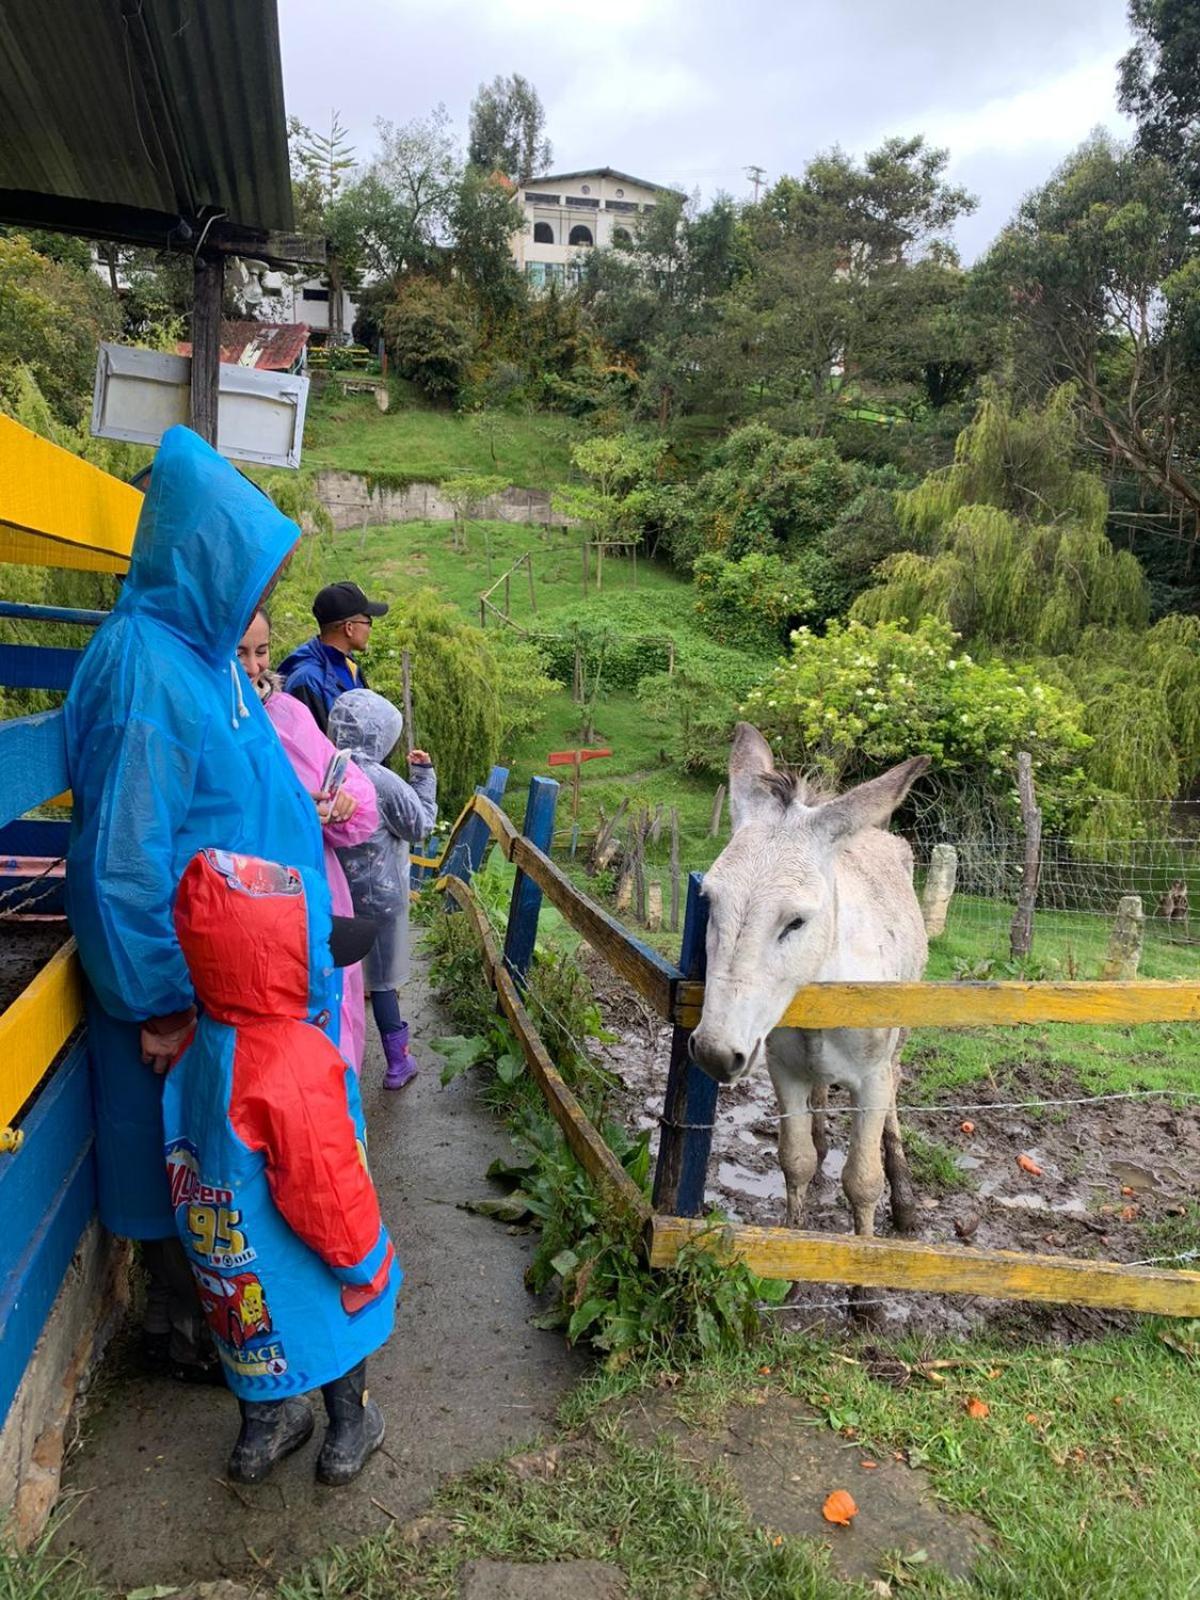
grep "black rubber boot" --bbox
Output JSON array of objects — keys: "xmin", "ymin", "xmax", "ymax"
[
  {"xmin": 316, "ymin": 1361, "xmax": 385, "ymax": 1487},
  {"xmin": 228, "ymin": 1397, "xmax": 315, "ymax": 1484}
]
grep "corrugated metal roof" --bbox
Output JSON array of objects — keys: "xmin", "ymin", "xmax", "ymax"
[
  {"xmin": 0, "ymin": 0, "xmax": 295, "ymax": 251},
  {"xmin": 177, "ymin": 320, "xmax": 310, "ymax": 372}
]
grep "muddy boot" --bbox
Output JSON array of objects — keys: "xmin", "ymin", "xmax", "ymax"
[
  {"xmin": 228, "ymin": 1397, "xmax": 314, "ymax": 1484},
  {"xmin": 382, "ymin": 1023, "xmax": 419, "ymax": 1091},
  {"xmin": 317, "ymin": 1361, "xmax": 385, "ymax": 1486}
]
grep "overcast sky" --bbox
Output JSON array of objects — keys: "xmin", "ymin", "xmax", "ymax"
[{"xmin": 278, "ymin": 0, "xmax": 1135, "ymax": 261}]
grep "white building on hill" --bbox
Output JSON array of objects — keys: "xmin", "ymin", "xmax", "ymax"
[{"xmin": 512, "ymin": 167, "xmax": 681, "ymax": 289}]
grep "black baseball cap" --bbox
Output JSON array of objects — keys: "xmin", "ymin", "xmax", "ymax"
[
  {"xmin": 329, "ymin": 914, "xmax": 379, "ymax": 968},
  {"xmin": 313, "ymin": 581, "xmax": 389, "ymax": 627}
]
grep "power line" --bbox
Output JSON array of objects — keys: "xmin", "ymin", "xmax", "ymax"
[{"xmin": 745, "ymin": 164, "xmax": 766, "ymax": 203}]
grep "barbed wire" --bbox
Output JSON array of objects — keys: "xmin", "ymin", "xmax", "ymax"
[{"xmin": 0, "ymin": 857, "xmax": 65, "ymax": 921}]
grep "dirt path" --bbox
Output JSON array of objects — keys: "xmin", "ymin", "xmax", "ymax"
[{"xmin": 54, "ymin": 956, "xmax": 583, "ymax": 1592}]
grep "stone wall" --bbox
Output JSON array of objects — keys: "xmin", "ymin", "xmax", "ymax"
[{"xmin": 314, "ymin": 472, "xmax": 574, "ymax": 534}]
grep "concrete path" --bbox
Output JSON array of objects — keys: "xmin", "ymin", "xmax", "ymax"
[{"xmin": 54, "ymin": 958, "xmax": 582, "ymax": 1592}]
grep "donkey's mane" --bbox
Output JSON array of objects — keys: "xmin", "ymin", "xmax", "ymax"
[{"xmin": 757, "ymin": 767, "xmax": 835, "ymax": 810}]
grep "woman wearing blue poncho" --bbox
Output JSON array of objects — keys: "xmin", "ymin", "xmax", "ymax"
[{"xmin": 64, "ymin": 425, "xmax": 338, "ymax": 1378}]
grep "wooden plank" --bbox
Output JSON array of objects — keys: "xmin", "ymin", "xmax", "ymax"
[
  {"xmin": 0, "ymin": 642, "xmax": 82, "ymax": 692},
  {"xmin": 0, "ymin": 1043, "xmax": 96, "ymax": 1429},
  {"xmin": 440, "ymin": 874, "xmax": 650, "ymax": 1226},
  {"xmin": 0, "ymin": 1039, "xmax": 92, "ymax": 1279},
  {"xmin": 190, "ymin": 255, "xmax": 223, "ymax": 446},
  {"xmin": 509, "ymin": 833, "xmax": 678, "ymax": 1017},
  {"xmin": 0, "ymin": 940, "xmax": 84, "ymax": 1134},
  {"xmin": 671, "ymin": 980, "xmax": 1200, "ymax": 1032},
  {"xmin": 653, "ymin": 872, "xmax": 717, "ymax": 1217},
  {"xmin": 648, "ymin": 1216, "xmax": 1200, "ymax": 1317},
  {"xmin": 0, "ymin": 416, "xmax": 138, "ymax": 572},
  {"xmin": 0, "ymin": 710, "xmax": 69, "ymax": 833}
]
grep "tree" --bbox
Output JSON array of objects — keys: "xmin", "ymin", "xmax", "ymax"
[
  {"xmin": 381, "ymin": 277, "xmax": 475, "ymax": 401},
  {"xmin": 467, "ymin": 74, "xmax": 551, "ymax": 182},
  {"xmin": 0, "ymin": 234, "xmax": 120, "ymax": 425},
  {"xmin": 289, "ymin": 112, "xmax": 357, "ymax": 341},
  {"xmin": 448, "ymin": 168, "xmax": 524, "ymax": 325},
  {"xmin": 1119, "ymin": 0, "xmax": 1200, "ymax": 216},
  {"xmin": 368, "ymin": 107, "xmax": 461, "ymax": 273},
  {"xmin": 982, "ymin": 133, "xmax": 1200, "ymax": 534},
  {"xmin": 852, "ymin": 390, "xmax": 1200, "ymax": 815}
]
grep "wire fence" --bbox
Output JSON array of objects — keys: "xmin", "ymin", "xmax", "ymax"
[{"xmin": 910, "ymin": 799, "xmax": 1200, "ymax": 963}]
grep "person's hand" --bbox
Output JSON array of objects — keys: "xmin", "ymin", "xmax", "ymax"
[
  {"xmin": 409, "ymin": 748, "xmax": 432, "ymax": 767},
  {"xmin": 329, "ymin": 788, "xmax": 357, "ymax": 824},
  {"xmin": 140, "ymin": 1008, "xmax": 197, "ymax": 1073},
  {"xmin": 311, "ymin": 788, "xmax": 333, "ymax": 823}
]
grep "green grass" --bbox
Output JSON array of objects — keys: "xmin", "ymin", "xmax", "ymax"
[{"xmin": 301, "ymin": 389, "xmax": 581, "ymax": 489}]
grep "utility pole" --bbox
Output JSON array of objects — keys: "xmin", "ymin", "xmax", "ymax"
[{"xmin": 746, "ymin": 163, "xmax": 766, "ymax": 203}]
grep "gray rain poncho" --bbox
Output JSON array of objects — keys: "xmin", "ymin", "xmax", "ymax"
[{"xmin": 328, "ymin": 689, "xmax": 438, "ymax": 989}]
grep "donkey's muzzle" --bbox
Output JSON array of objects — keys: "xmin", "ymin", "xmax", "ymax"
[{"xmin": 688, "ymin": 1030, "xmax": 759, "ymax": 1085}]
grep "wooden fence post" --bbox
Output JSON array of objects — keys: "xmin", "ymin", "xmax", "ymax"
[
  {"xmin": 444, "ymin": 766, "xmax": 510, "ymax": 886},
  {"xmin": 709, "ymin": 784, "xmax": 726, "ymax": 838},
  {"xmin": 669, "ymin": 807, "xmax": 680, "ymax": 932},
  {"xmin": 1010, "ymin": 752, "xmax": 1042, "ymax": 960},
  {"xmin": 653, "ymin": 872, "xmax": 718, "ymax": 1217},
  {"xmin": 503, "ymin": 776, "xmax": 559, "ymax": 986}
]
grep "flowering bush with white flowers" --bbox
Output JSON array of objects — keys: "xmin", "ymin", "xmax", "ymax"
[{"xmin": 742, "ymin": 616, "xmax": 1093, "ymax": 829}]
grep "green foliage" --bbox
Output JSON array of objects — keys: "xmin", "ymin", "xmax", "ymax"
[
  {"xmin": 490, "ymin": 634, "xmax": 559, "ymax": 748},
  {"xmin": 449, "ymin": 169, "xmax": 526, "ymax": 324},
  {"xmin": 692, "ymin": 551, "xmax": 813, "ymax": 652},
  {"xmin": 361, "ymin": 591, "xmax": 503, "ymax": 811},
  {"xmin": 426, "ymin": 899, "xmax": 774, "ymax": 1365},
  {"xmin": 691, "ymin": 425, "xmax": 863, "ymax": 561},
  {"xmin": 744, "ymin": 616, "xmax": 1093, "ymax": 829},
  {"xmin": 382, "ymin": 277, "xmax": 477, "ymax": 402},
  {"xmin": 467, "ymin": 73, "xmax": 551, "ymax": 183},
  {"xmin": 0, "ymin": 234, "xmax": 120, "ymax": 426}
]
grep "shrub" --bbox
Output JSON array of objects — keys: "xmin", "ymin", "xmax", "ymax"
[
  {"xmin": 364, "ymin": 591, "xmax": 503, "ymax": 812},
  {"xmin": 743, "ymin": 615, "xmax": 1093, "ymax": 831},
  {"xmin": 382, "ymin": 277, "xmax": 476, "ymax": 403},
  {"xmin": 693, "ymin": 551, "xmax": 815, "ymax": 653}
]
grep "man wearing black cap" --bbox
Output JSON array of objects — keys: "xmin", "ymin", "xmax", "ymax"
[{"xmin": 278, "ymin": 582, "xmax": 390, "ymax": 733}]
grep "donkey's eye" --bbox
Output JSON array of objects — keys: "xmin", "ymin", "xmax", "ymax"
[{"xmin": 780, "ymin": 917, "xmax": 806, "ymax": 940}]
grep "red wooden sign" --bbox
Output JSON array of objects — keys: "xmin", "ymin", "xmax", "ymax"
[{"xmin": 547, "ymin": 748, "xmax": 612, "ymax": 766}]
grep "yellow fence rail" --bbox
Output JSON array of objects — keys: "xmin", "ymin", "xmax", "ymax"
[{"xmin": 0, "ymin": 940, "xmax": 84, "ymax": 1142}]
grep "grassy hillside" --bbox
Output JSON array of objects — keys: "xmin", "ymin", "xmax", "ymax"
[{"xmin": 302, "ymin": 388, "xmax": 582, "ymax": 490}]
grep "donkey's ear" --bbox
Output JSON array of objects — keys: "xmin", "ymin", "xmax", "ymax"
[
  {"xmin": 728, "ymin": 722, "xmax": 777, "ymax": 832},
  {"xmin": 814, "ymin": 756, "xmax": 930, "ymax": 847}
]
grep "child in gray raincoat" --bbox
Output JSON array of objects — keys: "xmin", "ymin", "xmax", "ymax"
[{"xmin": 327, "ymin": 690, "xmax": 438, "ymax": 1089}]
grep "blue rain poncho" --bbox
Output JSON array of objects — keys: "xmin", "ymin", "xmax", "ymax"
[{"xmin": 64, "ymin": 426, "xmax": 337, "ymax": 1240}]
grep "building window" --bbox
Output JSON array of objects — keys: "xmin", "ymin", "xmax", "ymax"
[
  {"xmin": 302, "ymin": 287, "xmax": 330, "ymax": 302},
  {"xmin": 568, "ymin": 224, "xmax": 594, "ymax": 247},
  {"xmin": 524, "ymin": 192, "xmax": 560, "ymax": 205},
  {"xmin": 525, "ymin": 262, "xmax": 546, "ymax": 287},
  {"xmin": 546, "ymin": 262, "xmax": 565, "ymax": 285},
  {"xmin": 581, "ymin": 183, "xmax": 591, "ymax": 194},
  {"xmin": 615, "ymin": 187, "xmax": 625, "ymax": 197},
  {"xmin": 533, "ymin": 221, "xmax": 554, "ymax": 244},
  {"xmin": 613, "ymin": 226, "xmax": 632, "ymax": 246}
]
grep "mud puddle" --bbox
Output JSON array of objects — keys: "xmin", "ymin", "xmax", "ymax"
[{"xmin": 585, "ymin": 950, "xmax": 1200, "ymax": 1341}]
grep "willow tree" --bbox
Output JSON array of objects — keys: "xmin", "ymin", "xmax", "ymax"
[{"xmin": 852, "ymin": 389, "xmax": 1200, "ymax": 814}]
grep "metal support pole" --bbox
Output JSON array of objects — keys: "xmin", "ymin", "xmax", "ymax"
[
  {"xmin": 653, "ymin": 872, "xmax": 718, "ymax": 1216},
  {"xmin": 503, "ymin": 776, "xmax": 559, "ymax": 986}
]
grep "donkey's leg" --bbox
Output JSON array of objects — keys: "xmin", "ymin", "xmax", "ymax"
[
  {"xmin": 883, "ymin": 1032, "xmax": 917, "ymax": 1235},
  {"xmin": 769, "ymin": 1062, "xmax": 817, "ymax": 1228},
  {"xmin": 810, "ymin": 1082, "xmax": 829, "ymax": 1170},
  {"xmin": 843, "ymin": 1080, "xmax": 889, "ymax": 1324}
]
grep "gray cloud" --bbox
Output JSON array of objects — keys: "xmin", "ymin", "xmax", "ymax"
[{"xmin": 278, "ymin": 0, "xmax": 1134, "ymax": 259}]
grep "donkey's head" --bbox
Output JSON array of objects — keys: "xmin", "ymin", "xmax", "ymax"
[{"xmin": 689, "ymin": 724, "xmax": 928, "ymax": 1085}]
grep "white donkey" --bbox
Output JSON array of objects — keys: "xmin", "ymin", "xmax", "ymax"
[{"xmin": 690, "ymin": 723, "xmax": 929, "ymax": 1257}]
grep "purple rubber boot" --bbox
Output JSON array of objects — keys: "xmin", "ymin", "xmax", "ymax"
[{"xmin": 382, "ymin": 1023, "xmax": 419, "ymax": 1090}]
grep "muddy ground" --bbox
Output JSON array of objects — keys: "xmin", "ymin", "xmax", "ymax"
[
  {"xmin": 0, "ymin": 921, "xmax": 68, "ymax": 1013},
  {"xmin": 586, "ymin": 952, "xmax": 1200, "ymax": 1342}
]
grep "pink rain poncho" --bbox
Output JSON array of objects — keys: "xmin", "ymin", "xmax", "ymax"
[{"xmin": 263, "ymin": 687, "xmax": 378, "ymax": 1072}]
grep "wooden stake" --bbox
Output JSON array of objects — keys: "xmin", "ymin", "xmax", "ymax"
[
  {"xmin": 1010, "ymin": 752, "xmax": 1042, "ymax": 960},
  {"xmin": 709, "ymin": 784, "xmax": 726, "ymax": 837},
  {"xmin": 401, "ymin": 649, "xmax": 415, "ymax": 754},
  {"xmin": 669, "ymin": 807, "xmax": 680, "ymax": 932}
]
